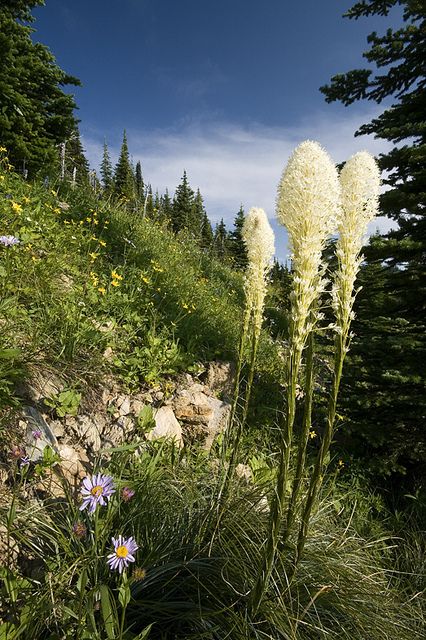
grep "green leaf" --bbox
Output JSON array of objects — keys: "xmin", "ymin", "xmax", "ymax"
[
  {"xmin": 118, "ymin": 576, "xmax": 131, "ymax": 610},
  {"xmin": 99, "ymin": 584, "xmax": 117, "ymax": 640},
  {"xmin": 133, "ymin": 624, "xmax": 153, "ymax": 640}
]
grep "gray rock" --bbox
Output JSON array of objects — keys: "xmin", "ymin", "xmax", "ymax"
[
  {"xmin": 74, "ymin": 416, "xmax": 101, "ymax": 451},
  {"xmin": 50, "ymin": 420, "xmax": 65, "ymax": 438},
  {"xmin": 205, "ymin": 361, "xmax": 235, "ymax": 401},
  {"xmin": 22, "ymin": 406, "xmax": 59, "ymax": 461},
  {"xmin": 116, "ymin": 415, "xmax": 134, "ymax": 431},
  {"xmin": 173, "ymin": 389, "xmax": 213, "ymax": 423},
  {"xmin": 146, "ymin": 406, "xmax": 183, "ymax": 447},
  {"xmin": 17, "ymin": 370, "xmax": 64, "ymax": 403},
  {"xmin": 203, "ymin": 397, "xmax": 231, "ymax": 450},
  {"xmin": 130, "ymin": 399, "xmax": 144, "ymax": 416},
  {"xmin": 119, "ymin": 397, "xmax": 131, "ymax": 416}
]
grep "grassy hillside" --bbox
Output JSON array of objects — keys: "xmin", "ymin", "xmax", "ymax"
[{"xmin": 0, "ymin": 150, "xmax": 283, "ymax": 415}]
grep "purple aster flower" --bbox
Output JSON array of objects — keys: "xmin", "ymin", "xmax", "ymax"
[
  {"xmin": 32, "ymin": 429, "xmax": 42, "ymax": 440},
  {"xmin": 121, "ymin": 487, "xmax": 135, "ymax": 502},
  {"xmin": 0, "ymin": 235, "xmax": 20, "ymax": 247},
  {"xmin": 107, "ymin": 535, "xmax": 138, "ymax": 573},
  {"xmin": 79, "ymin": 473, "xmax": 115, "ymax": 514},
  {"xmin": 19, "ymin": 456, "xmax": 30, "ymax": 468}
]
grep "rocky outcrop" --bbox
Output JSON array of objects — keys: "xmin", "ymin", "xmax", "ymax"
[{"xmin": 12, "ymin": 360, "xmax": 234, "ymax": 498}]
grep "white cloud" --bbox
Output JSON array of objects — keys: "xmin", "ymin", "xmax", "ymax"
[{"xmin": 82, "ymin": 109, "xmax": 397, "ymax": 261}]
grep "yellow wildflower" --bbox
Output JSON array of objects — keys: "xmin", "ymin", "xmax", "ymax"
[
  {"xmin": 11, "ymin": 202, "xmax": 22, "ymax": 213},
  {"xmin": 0, "ymin": 175, "xmax": 4, "ymax": 181},
  {"xmin": 111, "ymin": 270, "xmax": 123, "ymax": 281},
  {"xmin": 309, "ymin": 430, "xmax": 317, "ymax": 439},
  {"xmin": 89, "ymin": 252, "xmax": 99, "ymax": 262},
  {"xmin": 22, "ymin": 196, "xmax": 30, "ymax": 204},
  {"xmin": 98, "ymin": 286, "xmax": 106, "ymax": 295},
  {"xmin": 111, "ymin": 279, "xmax": 120, "ymax": 287},
  {"xmin": 98, "ymin": 239, "xmax": 106, "ymax": 247},
  {"xmin": 141, "ymin": 276, "xmax": 150, "ymax": 284},
  {"xmin": 0, "ymin": 146, "xmax": 7, "ymax": 152},
  {"xmin": 86, "ymin": 217, "xmax": 92, "ymax": 223}
]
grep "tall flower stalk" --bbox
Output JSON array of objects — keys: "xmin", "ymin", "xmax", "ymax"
[
  {"xmin": 252, "ymin": 141, "xmax": 340, "ymax": 609},
  {"xmin": 295, "ymin": 151, "xmax": 380, "ymax": 566},
  {"xmin": 221, "ymin": 208, "xmax": 274, "ymax": 493}
]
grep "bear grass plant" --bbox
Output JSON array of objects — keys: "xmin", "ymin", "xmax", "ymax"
[{"xmin": 0, "ymin": 442, "xmax": 422, "ymax": 640}]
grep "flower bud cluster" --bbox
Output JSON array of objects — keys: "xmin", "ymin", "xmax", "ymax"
[
  {"xmin": 332, "ymin": 151, "xmax": 380, "ymax": 332},
  {"xmin": 277, "ymin": 141, "xmax": 341, "ymax": 351},
  {"xmin": 242, "ymin": 207, "xmax": 275, "ymax": 336}
]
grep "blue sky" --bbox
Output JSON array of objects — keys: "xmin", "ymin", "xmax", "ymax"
[{"xmin": 32, "ymin": 0, "xmax": 403, "ymax": 259}]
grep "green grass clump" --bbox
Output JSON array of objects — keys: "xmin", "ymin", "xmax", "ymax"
[{"xmin": 0, "ymin": 444, "xmax": 421, "ymax": 639}]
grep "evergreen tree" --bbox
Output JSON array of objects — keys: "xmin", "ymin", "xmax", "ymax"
[
  {"xmin": 213, "ymin": 218, "xmax": 229, "ymax": 258},
  {"xmin": 153, "ymin": 190, "xmax": 161, "ymax": 218},
  {"xmin": 159, "ymin": 189, "xmax": 173, "ymax": 224},
  {"xmin": 64, "ymin": 126, "xmax": 89, "ymax": 183},
  {"xmin": 201, "ymin": 211, "xmax": 214, "ymax": 249},
  {"xmin": 135, "ymin": 161, "xmax": 144, "ymax": 200},
  {"xmin": 172, "ymin": 170, "xmax": 194, "ymax": 233},
  {"xmin": 321, "ymin": 0, "xmax": 426, "ymax": 480},
  {"xmin": 100, "ymin": 140, "xmax": 113, "ymax": 191},
  {"xmin": 114, "ymin": 131, "xmax": 134, "ymax": 200},
  {"xmin": 190, "ymin": 189, "xmax": 206, "ymax": 239},
  {"xmin": 144, "ymin": 184, "xmax": 154, "ymax": 217},
  {"xmin": 0, "ymin": 0, "xmax": 80, "ymax": 176},
  {"xmin": 228, "ymin": 205, "xmax": 248, "ymax": 269}
]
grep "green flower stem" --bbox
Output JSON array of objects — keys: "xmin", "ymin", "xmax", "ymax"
[
  {"xmin": 251, "ymin": 342, "xmax": 302, "ymax": 611},
  {"xmin": 226, "ymin": 321, "xmax": 260, "ymax": 482},
  {"xmin": 218, "ymin": 306, "xmax": 250, "ymax": 499},
  {"xmin": 294, "ymin": 332, "xmax": 346, "ymax": 568},
  {"xmin": 284, "ymin": 329, "xmax": 315, "ymax": 543}
]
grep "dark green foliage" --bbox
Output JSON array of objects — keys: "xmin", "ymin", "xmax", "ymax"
[
  {"xmin": 339, "ymin": 238, "xmax": 426, "ymax": 479},
  {"xmin": 321, "ymin": 0, "xmax": 426, "ymax": 480},
  {"xmin": 0, "ymin": 0, "xmax": 80, "ymax": 176},
  {"xmin": 159, "ymin": 189, "xmax": 173, "ymax": 223},
  {"xmin": 114, "ymin": 131, "xmax": 134, "ymax": 200},
  {"xmin": 172, "ymin": 170, "xmax": 194, "ymax": 232},
  {"xmin": 201, "ymin": 210, "xmax": 214, "ymax": 249},
  {"xmin": 64, "ymin": 126, "xmax": 89, "ymax": 183},
  {"xmin": 228, "ymin": 205, "xmax": 248, "ymax": 270},
  {"xmin": 135, "ymin": 160, "xmax": 144, "ymax": 201},
  {"xmin": 100, "ymin": 140, "xmax": 113, "ymax": 191},
  {"xmin": 213, "ymin": 218, "xmax": 229, "ymax": 258},
  {"xmin": 190, "ymin": 188, "xmax": 206, "ymax": 240},
  {"xmin": 265, "ymin": 259, "xmax": 292, "ymax": 338},
  {"xmin": 144, "ymin": 184, "xmax": 154, "ymax": 217}
]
